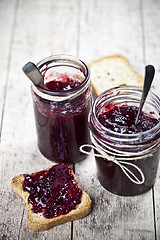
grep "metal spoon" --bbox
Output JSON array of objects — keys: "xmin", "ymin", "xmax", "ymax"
[
  {"xmin": 22, "ymin": 62, "xmax": 47, "ymax": 89},
  {"xmin": 135, "ymin": 64, "xmax": 155, "ymax": 125}
]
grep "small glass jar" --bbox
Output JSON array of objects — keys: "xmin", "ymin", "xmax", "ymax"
[
  {"xmin": 88, "ymin": 86, "xmax": 160, "ymax": 196},
  {"xmin": 31, "ymin": 54, "xmax": 91, "ymax": 163}
]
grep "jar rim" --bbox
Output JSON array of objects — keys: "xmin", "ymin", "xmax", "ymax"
[
  {"xmin": 34, "ymin": 54, "xmax": 90, "ymax": 98},
  {"xmin": 89, "ymin": 85, "xmax": 160, "ymax": 141}
]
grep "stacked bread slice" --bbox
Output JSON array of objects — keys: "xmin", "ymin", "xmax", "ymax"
[{"xmin": 89, "ymin": 55, "xmax": 143, "ymax": 96}]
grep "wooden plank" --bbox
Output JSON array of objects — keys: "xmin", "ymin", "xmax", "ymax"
[
  {"xmin": 0, "ymin": 0, "xmax": 79, "ymax": 239},
  {"xmin": 73, "ymin": 0, "xmax": 156, "ymax": 239},
  {"xmin": 0, "ymin": 2, "xmax": 18, "ymax": 239},
  {"xmin": 142, "ymin": 0, "xmax": 160, "ymax": 239},
  {"xmin": 78, "ymin": 0, "xmax": 145, "ymax": 75},
  {"xmin": 142, "ymin": 0, "xmax": 160, "ymax": 96},
  {"xmin": 15, "ymin": 0, "xmax": 78, "ymax": 63},
  {"xmin": 0, "ymin": 0, "xmax": 16, "ymax": 129}
]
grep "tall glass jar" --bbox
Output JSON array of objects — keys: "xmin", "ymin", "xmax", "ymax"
[
  {"xmin": 31, "ymin": 54, "xmax": 91, "ymax": 164},
  {"xmin": 88, "ymin": 86, "xmax": 160, "ymax": 196}
]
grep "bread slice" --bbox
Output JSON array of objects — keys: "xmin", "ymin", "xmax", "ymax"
[
  {"xmin": 11, "ymin": 163, "xmax": 91, "ymax": 231},
  {"xmin": 89, "ymin": 55, "xmax": 143, "ymax": 96}
]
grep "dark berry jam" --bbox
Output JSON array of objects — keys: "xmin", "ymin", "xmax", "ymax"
[
  {"xmin": 95, "ymin": 104, "xmax": 160, "ymax": 196},
  {"xmin": 45, "ymin": 73, "xmax": 81, "ymax": 91},
  {"xmin": 32, "ymin": 70, "xmax": 91, "ymax": 163},
  {"xmin": 98, "ymin": 105, "xmax": 159, "ymax": 134},
  {"xmin": 23, "ymin": 163, "xmax": 82, "ymax": 218}
]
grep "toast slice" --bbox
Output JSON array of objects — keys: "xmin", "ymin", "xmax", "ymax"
[
  {"xmin": 11, "ymin": 163, "xmax": 91, "ymax": 231},
  {"xmin": 89, "ymin": 55, "xmax": 143, "ymax": 96}
]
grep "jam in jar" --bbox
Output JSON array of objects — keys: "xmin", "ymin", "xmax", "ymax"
[
  {"xmin": 31, "ymin": 55, "xmax": 91, "ymax": 163},
  {"xmin": 88, "ymin": 86, "xmax": 160, "ymax": 196}
]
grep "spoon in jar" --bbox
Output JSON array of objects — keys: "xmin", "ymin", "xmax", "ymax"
[
  {"xmin": 22, "ymin": 62, "xmax": 47, "ymax": 89},
  {"xmin": 135, "ymin": 64, "xmax": 155, "ymax": 125}
]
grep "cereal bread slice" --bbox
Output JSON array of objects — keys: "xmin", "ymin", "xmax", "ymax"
[
  {"xmin": 89, "ymin": 55, "xmax": 143, "ymax": 96},
  {"xmin": 11, "ymin": 163, "xmax": 91, "ymax": 231}
]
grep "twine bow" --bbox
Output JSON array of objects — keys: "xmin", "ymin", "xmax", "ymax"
[{"xmin": 80, "ymin": 134, "xmax": 145, "ymax": 185}]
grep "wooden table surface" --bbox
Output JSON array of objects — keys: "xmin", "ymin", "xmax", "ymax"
[{"xmin": 0, "ymin": 0, "xmax": 160, "ymax": 239}]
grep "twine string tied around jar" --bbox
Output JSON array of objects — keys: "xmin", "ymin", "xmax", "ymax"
[{"xmin": 79, "ymin": 133, "xmax": 147, "ymax": 185}]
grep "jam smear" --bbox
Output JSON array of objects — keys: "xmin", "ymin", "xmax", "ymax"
[
  {"xmin": 98, "ymin": 105, "xmax": 159, "ymax": 134},
  {"xmin": 23, "ymin": 163, "xmax": 82, "ymax": 218}
]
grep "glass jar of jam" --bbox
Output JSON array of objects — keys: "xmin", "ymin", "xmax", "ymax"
[
  {"xmin": 31, "ymin": 54, "xmax": 91, "ymax": 163},
  {"xmin": 88, "ymin": 86, "xmax": 160, "ymax": 196}
]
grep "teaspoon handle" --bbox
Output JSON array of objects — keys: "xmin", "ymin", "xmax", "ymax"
[
  {"xmin": 135, "ymin": 65, "xmax": 155, "ymax": 125},
  {"xmin": 22, "ymin": 62, "xmax": 46, "ymax": 88}
]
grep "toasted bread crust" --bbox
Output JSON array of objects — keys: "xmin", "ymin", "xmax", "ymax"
[
  {"xmin": 89, "ymin": 55, "xmax": 143, "ymax": 96},
  {"xmin": 11, "ymin": 166, "xmax": 91, "ymax": 231}
]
